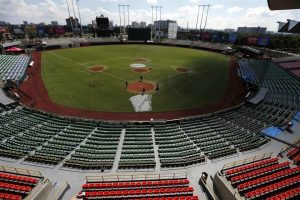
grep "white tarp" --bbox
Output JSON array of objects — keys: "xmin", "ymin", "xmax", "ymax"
[
  {"xmin": 0, "ymin": 89, "xmax": 15, "ymax": 106},
  {"xmin": 129, "ymin": 94, "xmax": 152, "ymax": 112}
]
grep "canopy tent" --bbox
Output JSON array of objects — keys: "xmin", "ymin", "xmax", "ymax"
[{"xmin": 5, "ymin": 47, "xmax": 24, "ymax": 52}]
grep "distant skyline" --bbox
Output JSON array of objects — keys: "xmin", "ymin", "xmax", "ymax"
[{"xmin": 0, "ymin": 0, "xmax": 299, "ymax": 31}]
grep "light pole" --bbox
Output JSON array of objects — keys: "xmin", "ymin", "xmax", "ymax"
[
  {"xmin": 151, "ymin": 6, "xmax": 154, "ymax": 41},
  {"xmin": 196, "ymin": 5, "xmax": 200, "ymax": 30},
  {"xmin": 159, "ymin": 6, "xmax": 162, "ymax": 40},
  {"xmin": 203, "ymin": 5, "xmax": 211, "ymax": 32},
  {"xmin": 118, "ymin": 4, "xmax": 122, "ymax": 37},
  {"xmin": 199, "ymin": 5, "xmax": 205, "ymax": 32},
  {"xmin": 76, "ymin": 0, "xmax": 83, "ymax": 35},
  {"xmin": 123, "ymin": 5, "xmax": 126, "ymax": 34},
  {"xmin": 65, "ymin": 0, "xmax": 73, "ymax": 32},
  {"xmin": 127, "ymin": 5, "xmax": 130, "ymax": 28},
  {"xmin": 71, "ymin": 0, "xmax": 78, "ymax": 29}
]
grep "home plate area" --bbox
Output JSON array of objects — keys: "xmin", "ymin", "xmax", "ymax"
[{"xmin": 129, "ymin": 94, "xmax": 152, "ymax": 112}]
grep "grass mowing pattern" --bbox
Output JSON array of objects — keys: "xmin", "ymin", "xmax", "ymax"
[{"xmin": 41, "ymin": 45, "xmax": 229, "ymax": 112}]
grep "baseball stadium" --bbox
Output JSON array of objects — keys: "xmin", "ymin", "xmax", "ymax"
[{"xmin": 0, "ymin": 0, "xmax": 299, "ymax": 200}]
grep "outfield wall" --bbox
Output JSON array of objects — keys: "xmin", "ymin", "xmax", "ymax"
[{"xmin": 42, "ymin": 40, "xmax": 227, "ymax": 54}]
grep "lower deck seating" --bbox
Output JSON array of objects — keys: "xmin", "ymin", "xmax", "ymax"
[
  {"xmin": 287, "ymin": 146, "xmax": 300, "ymax": 165},
  {"xmin": 78, "ymin": 176, "xmax": 198, "ymax": 200},
  {"xmin": 221, "ymin": 156, "xmax": 300, "ymax": 200},
  {"xmin": 0, "ymin": 165, "xmax": 42, "ymax": 199},
  {"xmin": 0, "ymin": 192, "xmax": 22, "ymax": 200}
]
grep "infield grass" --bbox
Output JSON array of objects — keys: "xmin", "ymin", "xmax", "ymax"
[{"xmin": 41, "ymin": 44, "xmax": 229, "ymax": 112}]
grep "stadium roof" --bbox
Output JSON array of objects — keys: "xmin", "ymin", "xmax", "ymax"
[
  {"xmin": 277, "ymin": 19, "xmax": 300, "ymax": 34},
  {"xmin": 268, "ymin": 0, "xmax": 300, "ymax": 10},
  {"xmin": 288, "ymin": 20, "xmax": 300, "ymax": 34},
  {"xmin": 277, "ymin": 21, "xmax": 289, "ymax": 32}
]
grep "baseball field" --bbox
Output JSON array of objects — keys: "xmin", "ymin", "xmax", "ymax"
[{"xmin": 41, "ymin": 44, "xmax": 230, "ymax": 112}]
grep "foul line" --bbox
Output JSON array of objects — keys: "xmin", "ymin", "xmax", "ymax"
[{"xmin": 45, "ymin": 51, "xmax": 126, "ymax": 82}]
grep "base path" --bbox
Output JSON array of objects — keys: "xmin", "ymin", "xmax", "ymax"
[{"xmin": 18, "ymin": 51, "xmax": 247, "ymax": 121}]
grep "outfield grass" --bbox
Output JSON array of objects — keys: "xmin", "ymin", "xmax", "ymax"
[{"xmin": 41, "ymin": 44, "xmax": 229, "ymax": 112}]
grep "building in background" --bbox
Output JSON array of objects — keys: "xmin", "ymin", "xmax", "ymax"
[
  {"xmin": 154, "ymin": 20, "xmax": 178, "ymax": 39},
  {"xmin": 23, "ymin": 21, "xmax": 28, "ymax": 26},
  {"xmin": 140, "ymin": 22, "xmax": 147, "ymax": 28},
  {"xmin": 51, "ymin": 21, "xmax": 59, "ymax": 26},
  {"xmin": 237, "ymin": 26, "xmax": 267, "ymax": 35},
  {"xmin": 154, "ymin": 20, "xmax": 176, "ymax": 31},
  {"xmin": 224, "ymin": 28, "xmax": 235, "ymax": 33},
  {"xmin": 109, "ymin": 21, "xmax": 113, "ymax": 28},
  {"xmin": 132, "ymin": 22, "xmax": 140, "ymax": 28},
  {"xmin": 168, "ymin": 22, "xmax": 178, "ymax": 39}
]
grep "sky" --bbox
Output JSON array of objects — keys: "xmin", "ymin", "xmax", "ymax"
[{"xmin": 0, "ymin": 0, "xmax": 299, "ymax": 31}]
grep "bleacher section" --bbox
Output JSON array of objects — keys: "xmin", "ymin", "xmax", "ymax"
[
  {"xmin": 291, "ymin": 69, "xmax": 300, "ymax": 78},
  {"xmin": 279, "ymin": 62, "xmax": 300, "ymax": 70},
  {"xmin": 26, "ymin": 121, "xmax": 93, "ymax": 165},
  {"xmin": 276, "ymin": 61, "xmax": 300, "ymax": 79},
  {"xmin": 162, "ymin": 39, "xmax": 228, "ymax": 52},
  {"xmin": 0, "ymin": 164, "xmax": 43, "ymax": 200},
  {"xmin": 210, "ymin": 154, "xmax": 300, "ymax": 200},
  {"xmin": 78, "ymin": 174, "xmax": 199, "ymax": 200},
  {"xmin": 0, "ymin": 55, "xmax": 30, "ymax": 82},
  {"xmin": 64, "ymin": 124, "xmax": 122, "ymax": 170},
  {"xmin": 183, "ymin": 115, "xmax": 269, "ymax": 157},
  {"xmin": 238, "ymin": 60, "xmax": 300, "ymax": 127},
  {"xmin": 154, "ymin": 123, "xmax": 205, "ymax": 168},
  {"xmin": 119, "ymin": 125, "xmax": 156, "ymax": 169},
  {"xmin": 288, "ymin": 146, "xmax": 300, "ymax": 165}
]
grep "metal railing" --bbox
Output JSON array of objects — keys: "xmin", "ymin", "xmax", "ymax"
[
  {"xmin": 0, "ymin": 165, "xmax": 43, "ymax": 178},
  {"xmin": 86, "ymin": 173, "xmax": 187, "ymax": 183},
  {"xmin": 221, "ymin": 152, "xmax": 272, "ymax": 172}
]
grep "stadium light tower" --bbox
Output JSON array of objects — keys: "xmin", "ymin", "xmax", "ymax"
[
  {"xmin": 195, "ymin": 5, "xmax": 200, "ymax": 30},
  {"xmin": 155, "ymin": 6, "xmax": 158, "ymax": 22},
  {"xmin": 71, "ymin": 0, "xmax": 78, "ymax": 29},
  {"xmin": 123, "ymin": 5, "xmax": 126, "ymax": 34},
  {"xmin": 65, "ymin": 0, "xmax": 73, "ymax": 31},
  {"xmin": 118, "ymin": 4, "xmax": 122, "ymax": 36},
  {"xmin": 127, "ymin": 5, "xmax": 130, "ymax": 28},
  {"xmin": 159, "ymin": 6, "xmax": 162, "ymax": 32},
  {"xmin": 203, "ymin": 5, "xmax": 211, "ymax": 32},
  {"xmin": 199, "ymin": 5, "xmax": 205, "ymax": 32},
  {"xmin": 151, "ymin": 6, "xmax": 154, "ymax": 41},
  {"xmin": 76, "ymin": 0, "xmax": 83, "ymax": 35}
]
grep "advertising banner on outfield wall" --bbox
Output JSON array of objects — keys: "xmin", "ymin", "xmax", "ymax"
[
  {"xmin": 36, "ymin": 26, "xmax": 46, "ymax": 38},
  {"xmin": 46, "ymin": 27, "xmax": 54, "ymax": 36},
  {"xmin": 53, "ymin": 26, "xmax": 65, "ymax": 35},
  {"xmin": 228, "ymin": 33, "xmax": 237, "ymax": 44},
  {"xmin": 257, "ymin": 37, "xmax": 270, "ymax": 47},
  {"xmin": 247, "ymin": 37, "xmax": 258, "ymax": 45},
  {"xmin": 202, "ymin": 32, "xmax": 211, "ymax": 41},
  {"xmin": 25, "ymin": 25, "xmax": 37, "ymax": 38}
]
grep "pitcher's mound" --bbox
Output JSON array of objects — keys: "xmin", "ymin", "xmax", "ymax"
[
  {"xmin": 176, "ymin": 67, "xmax": 191, "ymax": 73},
  {"xmin": 127, "ymin": 81, "xmax": 156, "ymax": 93},
  {"xmin": 90, "ymin": 66, "xmax": 105, "ymax": 73},
  {"xmin": 133, "ymin": 67, "xmax": 151, "ymax": 73}
]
